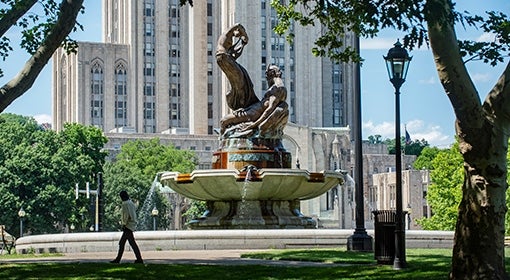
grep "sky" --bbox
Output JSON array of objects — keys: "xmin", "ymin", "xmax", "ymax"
[{"xmin": 2, "ymin": 1, "xmax": 509, "ymax": 148}]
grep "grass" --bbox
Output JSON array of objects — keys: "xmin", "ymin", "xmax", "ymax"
[
  {"xmin": 0, "ymin": 252, "xmax": 64, "ymax": 259},
  {"xmin": 0, "ymin": 248, "xmax": 506, "ymax": 279}
]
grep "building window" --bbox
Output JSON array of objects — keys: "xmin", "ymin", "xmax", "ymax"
[
  {"xmin": 207, "ymin": 83, "xmax": 212, "ymax": 96},
  {"xmin": 144, "ymin": 2, "xmax": 154, "ymax": 16},
  {"xmin": 144, "ymin": 102, "xmax": 155, "ymax": 119},
  {"xmin": 207, "ymin": 23, "xmax": 212, "ymax": 36},
  {"xmin": 208, "ymin": 102, "xmax": 213, "ymax": 118},
  {"xmin": 90, "ymin": 62, "xmax": 104, "ymax": 129},
  {"xmin": 170, "ymin": 44, "xmax": 179, "ymax": 57},
  {"xmin": 144, "ymin": 83, "xmax": 155, "ymax": 96},
  {"xmin": 170, "ymin": 5, "xmax": 178, "ymax": 18},
  {"xmin": 170, "ymin": 83, "xmax": 180, "ymax": 97},
  {"xmin": 115, "ymin": 64, "xmax": 128, "ymax": 127},
  {"xmin": 207, "ymin": 62, "xmax": 213, "ymax": 76},
  {"xmin": 207, "ymin": 42, "xmax": 213, "ymax": 56},
  {"xmin": 170, "ymin": 23, "xmax": 178, "ymax": 38},
  {"xmin": 144, "ymin": 63, "xmax": 155, "ymax": 76},
  {"xmin": 170, "ymin": 64, "xmax": 179, "ymax": 77},
  {"xmin": 207, "ymin": 3, "xmax": 212, "ymax": 16}
]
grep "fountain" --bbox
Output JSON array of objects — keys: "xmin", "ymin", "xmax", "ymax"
[
  {"xmin": 160, "ymin": 23, "xmax": 344, "ymax": 229},
  {"xmin": 137, "ymin": 175, "xmax": 161, "ymax": 231}
]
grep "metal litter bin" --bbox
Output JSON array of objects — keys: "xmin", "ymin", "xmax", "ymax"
[{"xmin": 372, "ymin": 210, "xmax": 402, "ymax": 264}]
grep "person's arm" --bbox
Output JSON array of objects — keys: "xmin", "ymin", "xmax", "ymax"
[
  {"xmin": 243, "ymin": 79, "xmax": 286, "ymax": 130},
  {"xmin": 121, "ymin": 203, "xmax": 129, "ymax": 227},
  {"xmin": 216, "ymin": 23, "xmax": 248, "ymax": 58}
]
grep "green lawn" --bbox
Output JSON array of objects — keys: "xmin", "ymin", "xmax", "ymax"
[{"xmin": 0, "ymin": 248, "xmax": 507, "ymax": 280}]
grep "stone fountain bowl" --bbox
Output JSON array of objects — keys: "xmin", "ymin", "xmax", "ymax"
[{"xmin": 160, "ymin": 169, "xmax": 344, "ymax": 201}]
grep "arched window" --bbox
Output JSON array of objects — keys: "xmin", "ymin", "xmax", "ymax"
[
  {"xmin": 115, "ymin": 63, "xmax": 128, "ymax": 127},
  {"xmin": 90, "ymin": 61, "xmax": 104, "ymax": 129}
]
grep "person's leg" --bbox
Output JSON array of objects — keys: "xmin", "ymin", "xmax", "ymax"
[
  {"xmin": 111, "ymin": 229, "xmax": 128, "ymax": 263},
  {"xmin": 125, "ymin": 229, "xmax": 143, "ymax": 263}
]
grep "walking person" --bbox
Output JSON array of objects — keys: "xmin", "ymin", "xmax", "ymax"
[{"xmin": 110, "ymin": 190, "xmax": 144, "ymax": 264}]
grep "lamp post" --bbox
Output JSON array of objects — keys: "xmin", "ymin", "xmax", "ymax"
[
  {"xmin": 384, "ymin": 39, "xmax": 412, "ymax": 269},
  {"xmin": 18, "ymin": 207, "xmax": 26, "ymax": 237},
  {"xmin": 151, "ymin": 207, "xmax": 159, "ymax": 231},
  {"xmin": 347, "ymin": 34, "xmax": 373, "ymax": 252}
]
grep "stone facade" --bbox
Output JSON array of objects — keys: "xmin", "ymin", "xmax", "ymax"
[{"xmin": 371, "ymin": 170, "xmax": 431, "ymax": 230}]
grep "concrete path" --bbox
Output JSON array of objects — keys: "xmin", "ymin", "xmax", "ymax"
[{"xmin": 0, "ymin": 249, "xmax": 346, "ymax": 267}]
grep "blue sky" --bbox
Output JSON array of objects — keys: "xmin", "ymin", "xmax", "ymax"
[{"xmin": 2, "ymin": 1, "xmax": 509, "ymax": 148}]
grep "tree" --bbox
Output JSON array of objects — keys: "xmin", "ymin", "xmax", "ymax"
[
  {"xmin": 417, "ymin": 143, "xmax": 463, "ymax": 231},
  {"xmin": 413, "ymin": 146, "xmax": 441, "ymax": 170},
  {"xmin": 271, "ymin": 0, "xmax": 510, "ymax": 278},
  {"xmin": 385, "ymin": 137, "xmax": 429, "ymax": 156},
  {"xmin": 0, "ymin": 114, "xmax": 107, "ymax": 234},
  {"xmin": 103, "ymin": 138, "xmax": 197, "ymax": 231},
  {"xmin": 0, "ymin": 0, "xmax": 84, "ymax": 112},
  {"xmin": 367, "ymin": 134, "xmax": 383, "ymax": 144}
]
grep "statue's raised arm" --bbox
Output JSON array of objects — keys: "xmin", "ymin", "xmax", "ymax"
[{"xmin": 216, "ymin": 24, "xmax": 259, "ymax": 110}]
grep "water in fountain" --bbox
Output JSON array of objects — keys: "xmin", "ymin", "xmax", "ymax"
[
  {"xmin": 137, "ymin": 175, "xmax": 160, "ymax": 231},
  {"xmin": 238, "ymin": 166, "xmax": 254, "ymax": 223},
  {"xmin": 234, "ymin": 165, "xmax": 257, "ymax": 227},
  {"xmin": 344, "ymin": 173, "xmax": 355, "ymax": 188}
]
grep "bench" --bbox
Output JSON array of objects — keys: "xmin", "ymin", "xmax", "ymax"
[{"xmin": 0, "ymin": 225, "xmax": 16, "ymax": 254}]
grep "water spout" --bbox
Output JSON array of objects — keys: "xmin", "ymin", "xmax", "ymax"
[{"xmin": 240, "ymin": 164, "xmax": 257, "ymax": 181}]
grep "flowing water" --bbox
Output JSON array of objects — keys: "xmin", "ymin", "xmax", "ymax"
[
  {"xmin": 137, "ymin": 175, "xmax": 160, "ymax": 231},
  {"xmin": 235, "ymin": 165, "xmax": 256, "ymax": 225}
]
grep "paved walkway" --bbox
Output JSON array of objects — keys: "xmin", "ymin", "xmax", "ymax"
[{"xmin": 0, "ymin": 249, "xmax": 344, "ymax": 267}]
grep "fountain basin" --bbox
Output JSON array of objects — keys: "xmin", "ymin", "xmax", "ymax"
[
  {"xmin": 160, "ymin": 169, "xmax": 345, "ymax": 229},
  {"xmin": 160, "ymin": 169, "xmax": 344, "ymax": 201}
]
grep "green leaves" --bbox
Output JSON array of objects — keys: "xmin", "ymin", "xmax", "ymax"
[
  {"xmin": 417, "ymin": 142, "xmax": 463, "ymax": 230},
  {"xmin": 271, "ymin": 0, "xmax": 509, "ymax": 65},
  {"xmin": 103, "ymin": 138, "xmax": 198, "ymax": 231},
  {"xmin": 0, "ymin": 114, "xmax": 107, "ymax": 235}
]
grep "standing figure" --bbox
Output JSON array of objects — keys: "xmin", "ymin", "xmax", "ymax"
[
  {"xmin": 216, "ymin": 23, "xmax": 259, "ymax": 111},
  {"xmin": 110, "ymin": 190, "xmax": 143, "ymax": 264}
]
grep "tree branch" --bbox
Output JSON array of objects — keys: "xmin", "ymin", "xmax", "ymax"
[
  {"xmin": 0, "ymin": 0, "xmax": 84, "ymax": 112},
  {"xmin": 482, "ymin": 62, "xmax": 510, "ymax": 132},
  {"xmin": 426, "ymin": 0, "xmax": 483, "ymax": 133},
  {"xmin": 0, "ymin": 0, "xmax": 38, "ymax": 38}
]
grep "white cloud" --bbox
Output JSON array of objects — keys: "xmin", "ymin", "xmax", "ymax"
[
  {"xmin": 363, "ymin": 119, "xmax": 453, "ymax": 148},
  {"xmin": 33, "ymin": 114, "xmax": 52, "ymax": 125},
  {"xmin": 419, "ymin": 76, "xmax": 437, "ymax": 84},
  {"xmin": 470, "ymin": 72, "xmax": 491, "ymax": 83},
  {"xmin": 360, "ymin": 37, "xmax": 431, "ymax": 51},
  {"xmin": 476, "ymin": 32, "xmax": 496, "ymax": 43},
  {"xmin": 360, "ymin": 38, "xmax": 396, "ymax": 50}
]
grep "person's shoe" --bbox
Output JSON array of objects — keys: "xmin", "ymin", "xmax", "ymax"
[
  {"xmin": 134, "ymin": 259, "xmax": 144, "ymax": 264},
  {"xmin": 109, "ymin": 259, "xmax": 120, "ymax": 263}
]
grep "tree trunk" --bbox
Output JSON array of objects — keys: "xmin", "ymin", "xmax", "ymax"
[{"xmin": 426, "ymin": 0, "xmax": 509, "ymax": 278}]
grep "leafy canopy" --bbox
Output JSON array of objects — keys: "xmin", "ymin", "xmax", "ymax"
[
  {"xmin": 0, "ymin": 114, "xmax": 107, "ymax": 234},
  {"xmin": 271, "ymin": 0, "xmax": 509, "ymax": 65},
  {"xmin": 102, "ymin": 138, "xmax": 197, "ymax": 231}
]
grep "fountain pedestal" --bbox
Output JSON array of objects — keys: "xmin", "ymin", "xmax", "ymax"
[
  {"xmin": 189, "ymin": 200, "xmax": 314, "ymax": 229},
  {"xmin": 160, "ymin": 168, "xmax": 344, "ymax": 229}
]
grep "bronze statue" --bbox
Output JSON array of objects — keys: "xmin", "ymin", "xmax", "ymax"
[
  {"xmin": 216, "ymin": 23, "xmax": 259, "ymax": 111},
  {"xmin": 216, "ymin": 24, "xmax": 289, "ymax": 140}
]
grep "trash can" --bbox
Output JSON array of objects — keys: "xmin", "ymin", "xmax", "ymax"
[{"xmin": 372, "ymin": 210, "xmax": 400, "ymax": 264}]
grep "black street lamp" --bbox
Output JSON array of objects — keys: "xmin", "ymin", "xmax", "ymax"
[
  {"xmin": 347, "ymin": 35, "xmax": 373, "ymax": 252},
  {"xmin": 384, "ymin": 39, "xmax": 412, "ymax": 270},
  {"xmin": 18, "ymin": 207, "xmax": 26, "ymax": 237},
  {"xmin": 151, "ymin": 207, "xmax": 159, "ymax": 231}
]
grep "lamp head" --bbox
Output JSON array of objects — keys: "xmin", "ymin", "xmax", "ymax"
[{"xmin": 384, "ymin": 40, "xmax": 412, "ymax": 91}]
